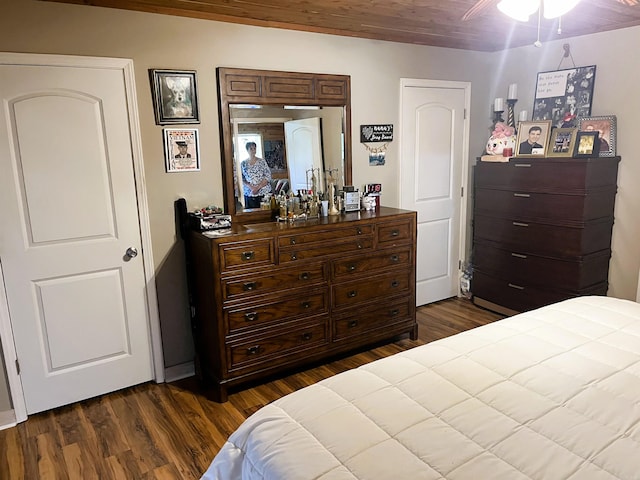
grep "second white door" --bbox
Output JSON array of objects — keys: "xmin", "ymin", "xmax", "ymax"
[{"xmin": 400, "ymin": 79, "xmax": 470, "ymax": 306}]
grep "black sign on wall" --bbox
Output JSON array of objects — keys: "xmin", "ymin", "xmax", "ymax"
[{"xmin": 360, "ymin": 124, "xmax": 393, "ymax": 143}]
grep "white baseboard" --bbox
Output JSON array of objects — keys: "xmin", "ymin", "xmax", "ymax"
[
  {"xmin": 164, "ymin": 361, "xmax": 195, "ymax": 383},
  {"xmin": 0, "ymin": 409, "xmax": 16, "ymax": 430}
]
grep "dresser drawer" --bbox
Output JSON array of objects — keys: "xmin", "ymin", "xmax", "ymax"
[
  {"xmin": 227, "ymin": 320, "xmax": 328, "ymax": 373},
  {"xmin": 474, "ymin": 214, "xmax": 614, "ymax": 257},
  {"xmin": 475, "ymin": 187, "xmax": 617, "ymax": 222},
  {"xmin": 377, "ymin": 218, "xmax": 414, "ymax": 246},
  {"xmin": 218, "ymin": 238, "xmax": 275, "ymax": 272},
  {"xmin": 472, "ymin": 270, "xmax": 607, "ymax": 312},
  {"xmin": 279, "ymin": 237, "xmax": 373, "ymax": 263},
  {"xmin": 278, "ymin": 225, "xmax": 372, "ymax": 247},
  {"xmin": 475, "ymin": 158, "xmax": 619, "ymax": 193},
  {"xmin": 222, "ymin": 263, "xmax": 327, "ymax": 302},
  {"xmin": 224, "ymin": 289, "xmax": 328, "ymax": 334},
  {"xmin": 333, "ymin": 247, "xmax": 412, "ymax": 279},
  {"xmin": 333, "ymin": 270, "xmax": 412, "ymax": 309},
  {"xmin": 333, "ymin": 298, "xmax": 412, "ymax": 341},
  {"xmin": 473, "ymin": 243, "xmax": 611, "ymax": 291}
]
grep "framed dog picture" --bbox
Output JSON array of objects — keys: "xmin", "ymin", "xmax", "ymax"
[
  {"xmin": 149, "ymin": 69, "xmax": 200, "ymax": 125},
  {"xmin": 164, "ymin": 128, "xmax": 200, "ymax": 172}
]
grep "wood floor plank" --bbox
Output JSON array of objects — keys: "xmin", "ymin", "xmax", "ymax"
[{"xmin": 0, "ymin": 297, "xmax": 503, "ymax": 480}]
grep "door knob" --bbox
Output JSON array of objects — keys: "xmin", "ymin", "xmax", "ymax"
[{"xmin": 125, "ymin": 247, "xmax": 138, "ymax": 258}]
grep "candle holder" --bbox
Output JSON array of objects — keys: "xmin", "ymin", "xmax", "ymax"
[
  {"xmin": 506, "ymin": 98, "xmax": 518, "ymax": 129},
  {"xmin": 493, "ymin": 110, "xmax": 505, "ymax": 126}
]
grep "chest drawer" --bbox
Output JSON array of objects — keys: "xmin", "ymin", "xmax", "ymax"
[
  {"xmin": 332, "ymin": 270, "xmax": 412, "ymax": 309},
  {"xmin": 279, "ymin": 237, "xmax": 373, "ymax": 263},
  {"xmin": 474, "ymin": 187, "xmax": 616, "ymax": 222},
  {"xmin": 218, "ymin": 238, "xmax": 275, "ymax": 272},
  {"xmin": 224, "ymin": 289, "xmax": 328, "ymax": 335},
  {"xmin": 474, "ymin": 214, "xmax": 614, "ymax": 257},
  {"xmin": 473, "ymin": 243, "xmax": 611, "ymax": 291},
  {"xmin": 222, "ymin": 263, "xmax": 327, "ymax": 302},
  {"xmin": 332, "ymin": 247, "xmax": 411, "ymax": 279},
  {"xmin": 333, "ymin": 298, "xmax": 412, "ymax": 341},
  {"xmin": 227, "ymin": 320, "xmax": 328, "ymax": 373},
  {"xmin": 278, "ymin": 225, "xmax": 372, "ymax": 247},
  {"xmin": 377, "ymin": 219, "xmax": 414, "ymax": 247}
]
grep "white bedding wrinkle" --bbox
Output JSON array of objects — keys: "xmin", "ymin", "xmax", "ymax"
[{"xmin": 201, "ymin": 296, "xmax": 640, "ymax": 480}]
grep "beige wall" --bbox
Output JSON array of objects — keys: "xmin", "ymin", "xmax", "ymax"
[{"xmin": 1, "ymin": 1, "xmax": 638, "ymax": 412}]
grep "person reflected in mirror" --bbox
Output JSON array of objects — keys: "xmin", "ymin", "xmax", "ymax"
[
  {"xmin": 519, "ymin": 125, "xmax": 543, "ymax": 154},
  {"xmin": 241, "ymin": 141, "xmax": 272, "ymax": 209}
]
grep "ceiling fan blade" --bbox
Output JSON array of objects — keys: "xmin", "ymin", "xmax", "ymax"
[
  {"xmin": 462, "ymin": 0, "xmax": 500, "ymax": 21},
  {"xmin": 617, "ymin": 0, "xmax": 639, "ymax": 5}
]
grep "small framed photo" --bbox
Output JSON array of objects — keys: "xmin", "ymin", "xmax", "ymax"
[
  {"xmin": 515, "ymin": 120, "xmax": 552, "ymax": 157},
  {"xmin": 578, "ymin": 115, "xmax": 616, "ymax": 157},
  {"xmin": 164, "ymin": 128, "xmax": 200, "ymax": 172},
  {"xmin": 547, "ymin": 128, "xmax": 578, "ymax": 157},
  {"xmin": 573, "ymin": 131, "xmax": 600, "ymax": 158},
  {"xmin": 149, "ymin": 69, "xmax": 199, "ymax": 125}
]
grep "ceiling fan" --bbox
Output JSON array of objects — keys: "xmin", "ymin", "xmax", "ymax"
[{"xmin": 462, "ymin": 0, "xmax": 639, "ymax": 22}]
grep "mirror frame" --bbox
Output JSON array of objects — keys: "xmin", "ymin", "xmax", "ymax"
[{"xmin": 216, "ymin": 67, "xmax": 352, "ymax": 223}]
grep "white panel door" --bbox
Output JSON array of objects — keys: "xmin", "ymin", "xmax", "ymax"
[
  {"xmin": 285, "ymin": 117, "xmax": 323, "ymax": 193},
  {"xmin": 0, "ymin": 61, "xmax": 153, "ymax": 413},
  {"xmin": 400, "ymin": 80, "xmax": 469, "ymax": 306}
]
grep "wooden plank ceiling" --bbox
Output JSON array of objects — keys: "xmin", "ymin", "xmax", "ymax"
[{"xmin": 42, "ymin": 0, "xmax": 640, "ymax": 51}]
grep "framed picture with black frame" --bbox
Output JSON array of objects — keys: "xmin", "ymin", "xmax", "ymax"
[
  {"xmin": 149, "ymin": 69, "xmax": 200, "ymax": 125},
  {"xmin": 547, "ymin": 127, "xmax": 578, "ymax": 157},
  {"xmin": 578, "ymin": 115, "xmax": 617, "ymax": 157},
  {"xmin": 573, "ymin": 130, "xmax": 600, "ymax": 158}
]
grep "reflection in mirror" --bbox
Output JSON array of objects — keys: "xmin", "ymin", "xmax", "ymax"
[{"xmin": 230, "ymin": 105, "xmax": 345, "ymax": 213}]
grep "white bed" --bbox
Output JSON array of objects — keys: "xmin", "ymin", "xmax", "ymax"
[{"xmin": 201, "ymin": 296, "xmax": 640, "ymax": 480}]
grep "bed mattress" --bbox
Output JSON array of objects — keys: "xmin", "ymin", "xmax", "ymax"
[{"xmin": 201, "ymin": 296, "xmax": 640, "ymax": 479}]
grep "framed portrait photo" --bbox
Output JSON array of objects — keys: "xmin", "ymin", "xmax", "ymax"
[
  {"xmin": 515, "ymin": 120, "xmax": 552, "ymax": 157},
  {"xmin": 547, "ymin": 127, "xmax": 578, "ymax": 157},
  {"xmin": 573, "ymin": 131, "xmax": 600, "ymax": 158},
  {"xmin": 149, "ymin": 69, "xmax": 200, "ymax": 125},
  {"xmin": 164, "ymin": 128, "xmax": 200, "ymax": 172},
  {"xmin": 578, "ymin": 115, "xmax": 617, "ymax": 157}
]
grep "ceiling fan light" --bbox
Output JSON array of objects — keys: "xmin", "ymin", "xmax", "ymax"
[
  {"xmin": 498, "ymin": 0, "xmax": 540, "ymax": 22},
  {"xmin": 543, "ymin": 0, "xmax": 582, "ymax": 19}
]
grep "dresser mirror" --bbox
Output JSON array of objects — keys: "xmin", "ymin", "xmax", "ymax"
[{"xmin": 217, "ymin": 67, "xmax": 352, "ymax": 223}]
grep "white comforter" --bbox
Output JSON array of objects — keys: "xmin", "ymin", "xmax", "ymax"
[{"xmin": 202, "ymin": 296, "xmax": 640, "ymax": 479}]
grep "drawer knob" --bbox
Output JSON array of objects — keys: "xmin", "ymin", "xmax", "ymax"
[
  {"xmin": 511, "ymin": 253, "xmax": 528, "ymax": 259},
  {"xmin": 391, "ymin": 280, "xmax": 399, "ymax": 288},
  {"xmin": 347, "ymin": 290, "xmax": 358, "ymax": 298},
  {"xmin": 357, "ymin": 243, "xmax": 363, "ymax": 249},
  {"xmin": 301, "ymin": 301, "xmax": 311, "ymax": 309},
  {"xmin": 299, "ymin": 272, "xmax": 310, "ymax": 280},
  {"xmin": 241, "ymin": 251, "xmax": 255, "ymax": 261},
  {"xmin": 391, "ymin": 230, "xmax": 400, "ymax": 237},
  {"xmin": 390, "ymin": 309, "xmax": 399, "ymax": 316},
  {"xmin": 390, "ymin": 254, "xmax": 399, "ymax": 262},
  {"xmin": 246, "ymin": 345, "xmax": 261, "ymax": 355},
  {"xmin": 290, "ymin": 238, "xmax": 297, "ymax": 245},
  {"xmin": 243, "ymin": 282, "xmax": 257, "ymax": 291},
  {"xmin": 302, "ymin": 332, "xmax": 313, "ymax": 341},
  {"xmin": 290, "ymin": 253, "xmax": 298, "ymax": 261},
  {"xmin": 356, "ymin": 228, "xmax": 363, "ymax": 235},
  {"xmin": 244, "ymin": 312, "xmax": 259, "ymax": 322},
  {"xmin": 512, "ymin": 221, "xmax": 529, "ymax": 227},
  {"xmin": 508, "ymin": 283, "xmax": 525, "ymax": 290},
  {"xmin": 348, "ymin": 320, "xmax": 358, "ymax": 328},
  {"xmin": 348, "ymin": 264, "xmax": 357, "ymax": 272}
]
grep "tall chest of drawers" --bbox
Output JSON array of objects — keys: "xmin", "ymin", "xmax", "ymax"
[
  {"xmin": 186, "ymin": 207, "xmax": 417, "ymax": 402},
  {"xmin": 472, "ymin": 156, "xmax": 620, "ymax": 315}
]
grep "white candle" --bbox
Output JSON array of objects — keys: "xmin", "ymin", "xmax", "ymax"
[
  {"xmin": 508, "ymin": 83, "xmax": 518, "ymax": 100},
  {"xmin": 519, "ymin": 110, "xmax": 528, "ymax": 121},
  {"xmin": 494, "ymin": 97, "xmax": 504, "ymax": 112}
]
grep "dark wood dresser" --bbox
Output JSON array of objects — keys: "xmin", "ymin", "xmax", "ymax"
[
  {"xmin": 472, "ymin": 156, "xmax": 620, "ymax": 315},
  {"xmin": 186, "ymin": 207, "xmax": 417, "ymax": 401}
]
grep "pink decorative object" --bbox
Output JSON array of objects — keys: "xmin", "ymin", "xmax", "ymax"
[{"xmin": 486, "ymin": 122, "xmax": 517, "ymax": 156}]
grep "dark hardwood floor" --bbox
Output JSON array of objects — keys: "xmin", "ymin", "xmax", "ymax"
[{"xmin": 0, "ymin": 297, "xmax": 503, "ymax": 480}]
